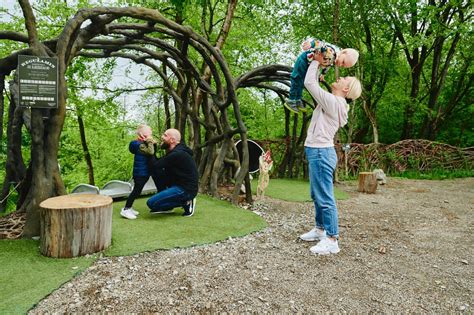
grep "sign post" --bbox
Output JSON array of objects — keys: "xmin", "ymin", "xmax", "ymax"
[{"xmin": 18, "ymin": 55, "xmax": 58, "ymax": 109}]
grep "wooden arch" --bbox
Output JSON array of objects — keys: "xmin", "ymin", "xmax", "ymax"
[{"xmin": 0, "ymin": 4, "xmax": 253, "ymax": 236}]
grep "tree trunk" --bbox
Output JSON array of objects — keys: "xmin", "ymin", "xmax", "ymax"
[
  {"xmin": 21, "ymin": 108, "xmax": 66, "ymax": 237},
  {"xmin": 210, "ymin": 137, "xmax": 232, "ymax": 197},
  {"xmin": 162, "ymin": 63, "xmax": 171, "ymax": 131},
  {"xmin": 358, "ymin": 172, "xmax": 378, "ymax": 194},
  {"xmin": 78, "ymin": 114, "xmax": 95, "ymax": 185},
  {"xmin": 39, "ymin": 194, "xmax": 112, "ymax": 257},
  {"xmin": 0, "ymin": 74, "xmax": 4, "ymax": 144},
  {"xmin": 401, "ymin": 70, "xmax": 420, "ymax": 139},
  {"xmin": 17, "ymin": 0, "xmax": 66, "ymax": 237},
  {"xmin": 0, "ymin": 79, "xmax": 26, "ymax": 212}
]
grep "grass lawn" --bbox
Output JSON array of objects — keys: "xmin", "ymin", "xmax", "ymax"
[
  {"xmin": 106, "ymin": 194, "xmax": 267, "ymax": 256},
  {"xmin": 0, "ymin": 239, "xmax": 95, "ymax": 314},
  {"xmin": 251, "ymin": 178, "xmax": 349, "ymax": 202},
  {"xmin": 0, "ymin": 194, "xmax": 266, "ymax": 314}
]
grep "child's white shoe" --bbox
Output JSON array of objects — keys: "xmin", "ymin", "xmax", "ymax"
[{"xmin": 120, "ymin": 208, "xmax": 137, "ymax": 220}]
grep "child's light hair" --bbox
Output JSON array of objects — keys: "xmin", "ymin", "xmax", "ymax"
[
  {"xmin": 338, "ymin": 48, "xmax": 359, "ymax": 67},
  {"xmin": 346, "ymin": 77, "xmax": 362, "ymax": 100},
  {"xmin": 137, "ymin": 124, "xmax": 152, "ymax": 139}
]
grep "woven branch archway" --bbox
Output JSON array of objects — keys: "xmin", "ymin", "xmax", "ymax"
[{"xmin": 0, "ymin": 5, "xmax": 253, "ymax": 236}]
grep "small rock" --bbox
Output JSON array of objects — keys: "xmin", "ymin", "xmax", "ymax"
[
  {"xmin": 460, "ymin": 260, "xmax": 468, "ymax": 265},
  {"xmin": 378, "ymin": 246, "xmax": 386, "ymax": 254}
]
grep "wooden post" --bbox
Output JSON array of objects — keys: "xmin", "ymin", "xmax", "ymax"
[
  {"xmin": 358, "ymin": 172, "xmax": 378, "ymax": 194},
  {"xmin": 39, "ymin": 194, "xmax": 113, "ymax": 258}
]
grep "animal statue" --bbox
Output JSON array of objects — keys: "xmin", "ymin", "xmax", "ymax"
[
  {"xmin": 373, "ymin": 168, "xmax": 387, "ymax": 185},
  {"xmin": 256, "ymin": 150, "xmax": 273, "ymax": 200}
]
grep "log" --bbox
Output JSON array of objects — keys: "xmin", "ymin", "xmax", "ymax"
[
  {"xmin": 39, "ymin": 194, "xmax": 113, "ymax": 258},
  {"xmin": 358, "ymin": 172, "xmax": 378, "ymax": 194}
]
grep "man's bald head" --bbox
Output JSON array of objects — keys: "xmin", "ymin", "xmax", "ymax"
[
  {"xmin": 160, "ymin": 128, "xmax": 181, "ymax": 151},
  {"xmin": 166, "ymin": 128, "xmax": 181, "ymax": 143}
]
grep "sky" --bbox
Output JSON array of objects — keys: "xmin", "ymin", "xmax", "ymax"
[{"xmin": 1, "ymin": 0, "xmax": 20, "ymax": 22}]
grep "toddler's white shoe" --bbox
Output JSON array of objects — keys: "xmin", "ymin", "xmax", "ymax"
[{"xmin": 120, "ymin": 208, "xmax": 137, "ymax": 220}]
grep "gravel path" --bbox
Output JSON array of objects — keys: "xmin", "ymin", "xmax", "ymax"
[{"xmin": 31, "ymin": 178, "xmax": 473, "ymax": 313}]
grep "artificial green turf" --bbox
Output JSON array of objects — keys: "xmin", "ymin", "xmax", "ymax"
[
  {"xmin": 251, "ymin": 178, "xmax": 349, "ymax": 202},
  {"xmin": 0, "ymin": 194, "xmax": 266, "ymax": 314},
  {"xmin": 106, "ymin": 194, "xmax": 267, "ymax": 256},
  {"xmin": 0, "ymin": 239, "xmax": 95, "ymax": 314}
]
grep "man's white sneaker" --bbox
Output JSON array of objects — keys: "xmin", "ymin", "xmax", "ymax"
[
  {"xmin": 120, "ymin": 208, "xmax": 137, "ymax": 220},
  {"xmin": 299, "ymin": 227, "xmax": 326, "ymax": 241},
  {"xmin": 310, "ymin": 238, "xmax": 340, "ymax": 255}
]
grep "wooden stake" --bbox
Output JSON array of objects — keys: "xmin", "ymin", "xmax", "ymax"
[{"xmin": 358, "ymin": 172, "xmax": 378, "ymax": 194}]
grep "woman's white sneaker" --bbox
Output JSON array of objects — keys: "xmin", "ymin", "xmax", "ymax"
[
  {"xmin": 310, "ymin": 238, "xmax": 340, "ymax": 255},
  {"xmin": 299, "ymin": 227, "xmax": 326, "ymax": 241}
]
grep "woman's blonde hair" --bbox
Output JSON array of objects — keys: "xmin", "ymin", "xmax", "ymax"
[{"xmin": 346, "ymin": 77, "xmax": 362, "ymax": 100}]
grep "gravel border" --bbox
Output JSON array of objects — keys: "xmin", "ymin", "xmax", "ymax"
[{"xmin": 30, "ymin": 178, "xmax": 473, "ymax": 313}]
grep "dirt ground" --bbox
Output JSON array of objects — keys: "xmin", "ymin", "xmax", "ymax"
[{"xmin": 30, "ymin": 178, "xmax": 473, "ymax": 313}]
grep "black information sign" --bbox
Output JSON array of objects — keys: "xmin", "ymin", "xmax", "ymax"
[{"xmin": 18, "ymin": 55, "xmax": 58, "ymax": 108}]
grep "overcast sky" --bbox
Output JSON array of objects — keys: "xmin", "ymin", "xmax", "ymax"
[{"xmin": 0, "ymin": 0, "xmax": 20, "ymax": 22}]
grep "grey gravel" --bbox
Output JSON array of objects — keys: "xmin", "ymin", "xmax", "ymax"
[{"xmin": 30, "ymin": 178, "xmax": 473, "ymax": 313}]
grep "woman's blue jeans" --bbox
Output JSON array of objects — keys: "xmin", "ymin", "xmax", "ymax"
[
  {"xmin": 305, "ymin": 146, "xmax": 339, "ymax": 238},
  {"xmin": 146, "ymin": 185, "xmax": 192, "ymax": 212}
]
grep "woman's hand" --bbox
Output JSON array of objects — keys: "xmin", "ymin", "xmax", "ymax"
[{"xmin": 315, "ymin": 53, "xmax": 331, "ymax": 67}]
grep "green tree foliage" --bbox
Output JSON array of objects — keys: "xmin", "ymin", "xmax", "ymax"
[
  {"xmin": 1, "ymin": 0, "xmax": 472, "ymax": 197},
  {"xmin": 60, "ymin": 95, "xmax": 135, "ymax": 190}
]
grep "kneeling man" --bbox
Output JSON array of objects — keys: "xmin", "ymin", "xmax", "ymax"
[{"xmin": 147, "ymin": 128, "xmax": 198, "ymax": 217}]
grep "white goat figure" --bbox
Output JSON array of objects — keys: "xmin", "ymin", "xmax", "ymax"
[{"xmin": 256, "ymin": 150, "xmax": 273, "ymax": 200}]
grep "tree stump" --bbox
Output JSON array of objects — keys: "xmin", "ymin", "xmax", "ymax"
[
  {"xmin": 358, "ymin": 172, "xmax": 378, "ymax": 194},
  {"xmin": 39, "ymin": 194, "xmax": 113, "ymax": 258}
]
